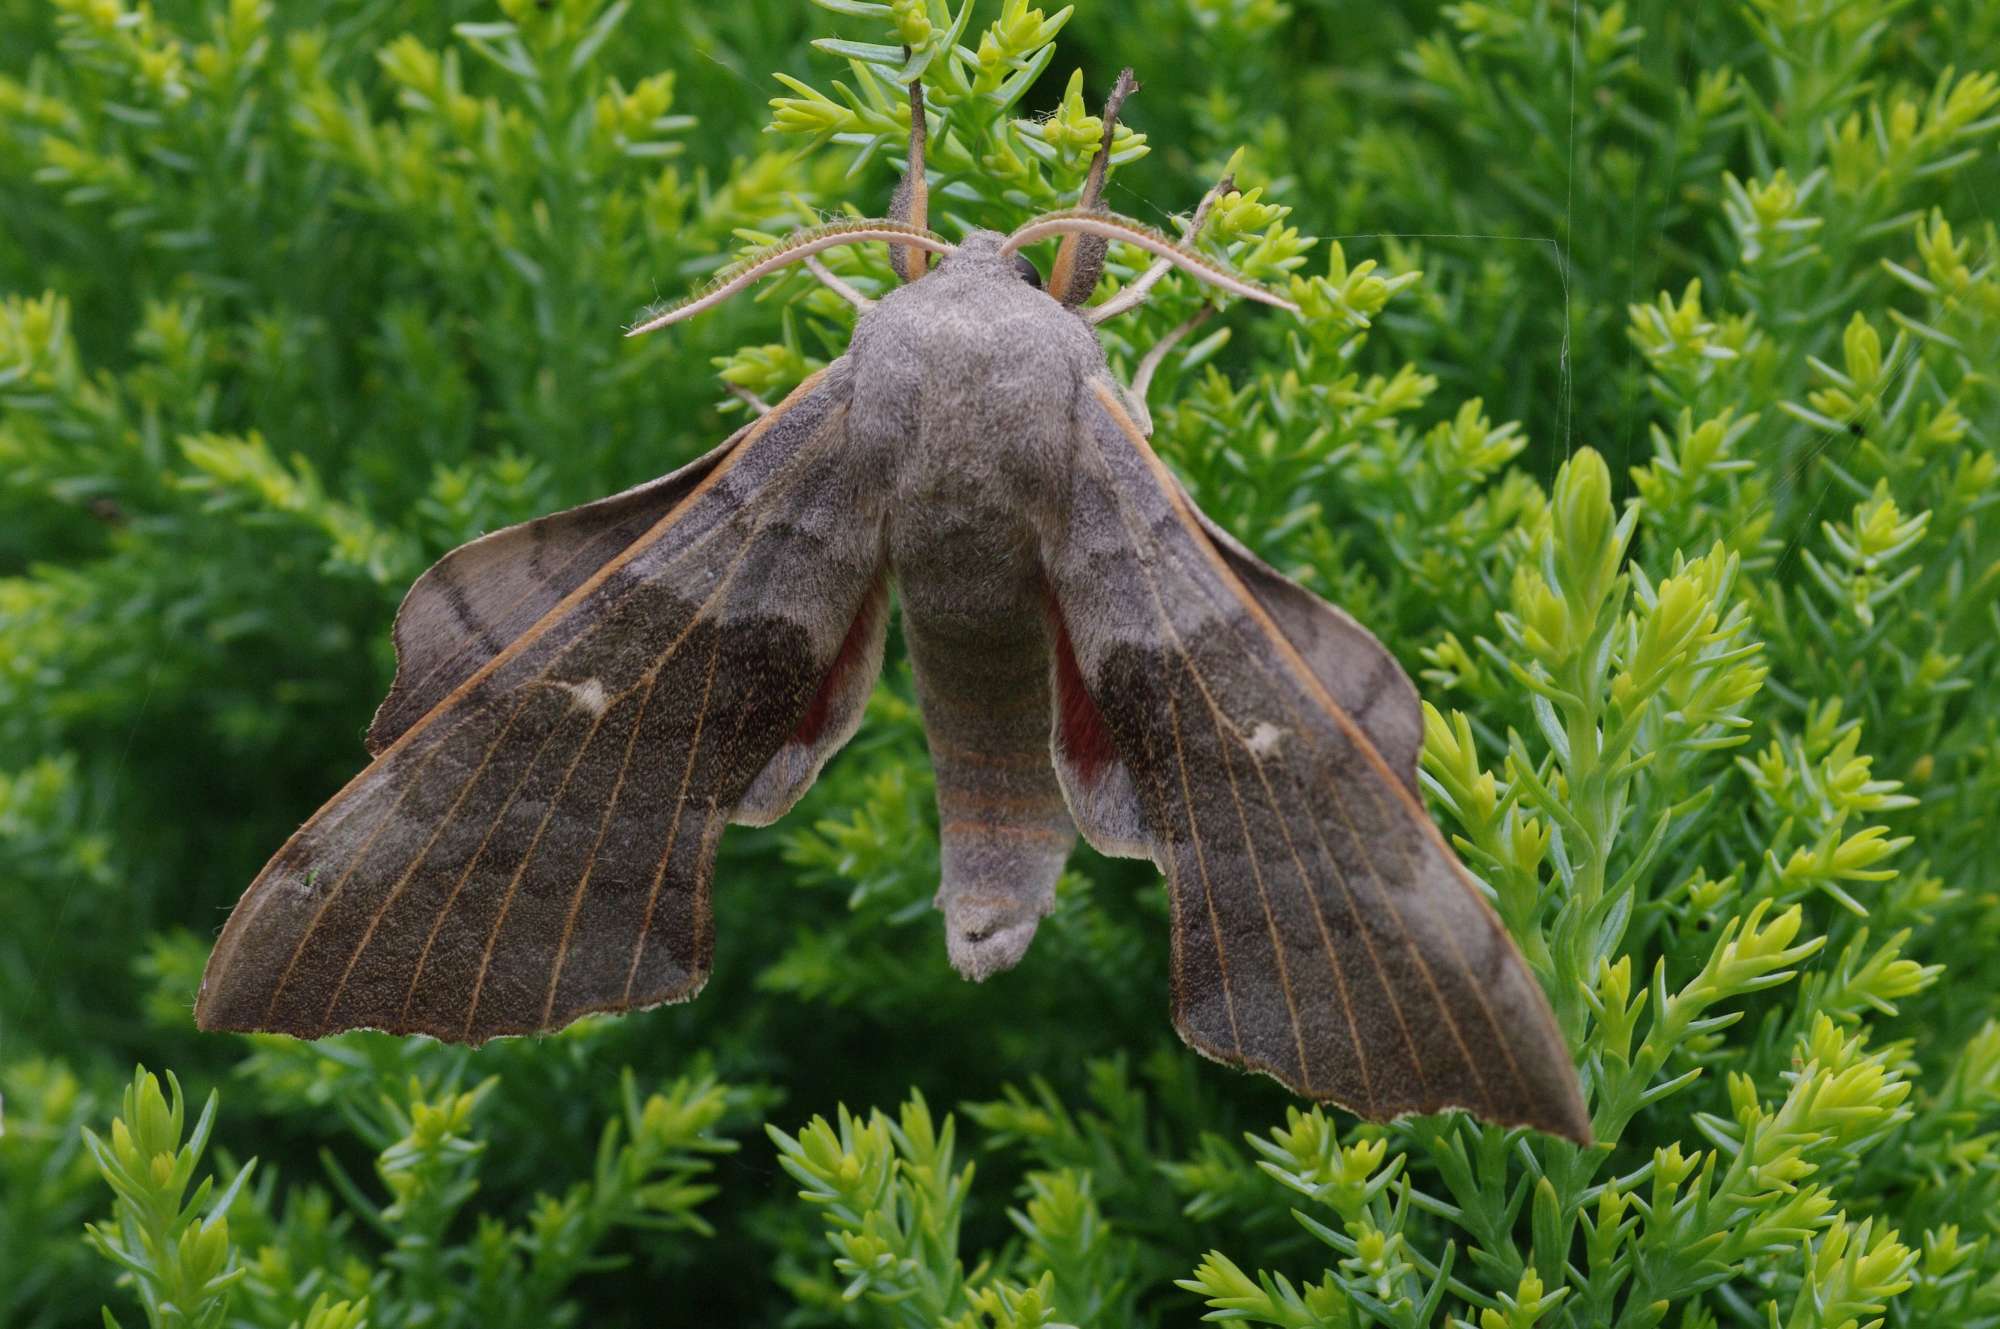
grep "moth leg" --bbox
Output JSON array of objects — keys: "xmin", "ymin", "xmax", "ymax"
[
  {"xmin": 1119, "ymin": 304, "xmax": 1216, "ymax": 437},
  {"xmin": 723, "ymin": 382, "xmax": 773, "ymax": 416},
  {"xmin": 1087, "ymin": 169, "xmax": 1236, "ymax": 326},
  {"xmin": 802, "ymin": 254, "xmax": 873, "ymax": 311},
  {"xmin": 1048, "ymin": 67, "xmax": 1139, "ymax": 307},
  {"xmin": 888, "ymin": 71, "xmax": 931, "ymax": 282}
]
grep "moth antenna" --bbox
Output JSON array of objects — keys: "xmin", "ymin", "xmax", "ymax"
[
  {"xmin": 1003, "ymin": 209, "xmax": 1298, "ymax": 314},
  {"xmin": 1088, "ymin": 168, "xmax": 1237, "ymax": 325},
  {"xmin": 625, "ymin": 221, "xmax": 953, "ymax": 337},
  {"xmin": 1128, "ymin": 303, "xmax": 1216, "ymax": 413},
  {"xmin": 887, "ymin": 68, "xmax": 932, "ymax": 282},
  {"xmin": 1047, "ymin": 67, "xmax": 1139, "ymax": 307},
  {"xmin": 723, "ymin": 381, "xmax": 774, "ymax": 416},
  {"xmin": 802, "ymin": 253, "xmax": 873, "ymax": 311},
  {"xmin": 1188, "ymin": 169, "xmax": 1236, "ymax": 234}
]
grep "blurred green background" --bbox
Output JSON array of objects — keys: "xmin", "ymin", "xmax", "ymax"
[{"xmin": 4, "ymin": 0, "xmax": 1999, "ymax": 1326}]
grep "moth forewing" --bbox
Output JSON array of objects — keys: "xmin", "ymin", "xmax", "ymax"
[
  {"xmin": 1038, "ymin": 384, "xmax": 1592, "ymax": 1144},
  {"xmin": 196, "ymin": 371, "xmax": 894, "ymax": 1043}
]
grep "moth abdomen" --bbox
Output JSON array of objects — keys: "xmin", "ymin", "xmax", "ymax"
[{"xmin": 897, "ymin": 569, "xmax": 1077, "ymax": 982}]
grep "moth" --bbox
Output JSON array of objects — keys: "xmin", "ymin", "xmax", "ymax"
[{"xmin": 197, "ymin": 68, "xmax": 1590, "ymax": 1144}]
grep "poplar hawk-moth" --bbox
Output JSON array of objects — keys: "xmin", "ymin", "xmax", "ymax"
[{"xmin": 197, "ymin": 67, "xmax": 1591, "ymax": 1144}]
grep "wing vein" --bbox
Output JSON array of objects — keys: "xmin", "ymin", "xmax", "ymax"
[
  {"xmin": 399, "ymin": 712, "xmax": 577, "ymax": 1025},
  {"xmin": 1166, "ymin": 689, "xmax": 1246, "ymax": 1057},
  {"xmin": 1138, "ymin": 464, "xmax": 1505, "ymax": 1106},
  {"xmin": 543, "ymin": 667, "xmax": 663, "ymax": 1025},
  {"xmin": 1120, "ymin": 412, "xmax": 1536, "ymax": 1101},
  {"xmin": 392, "ymin": 531, "xmax": 624, "ymax": 716},
  {"xmin": 1201, "ymin": 698, "xmax": 1315, "ymax": 1089},
  {"xmin": 317, "ymin": 699, "xmax": 535, "ymax": 1027},
  {"xmin": 260, "ymin": 739, "xmax": 453, "ymax": 1025},
  {"xmin": 623, "ymin": 624, "xmax": 724, "ymax": 1004},
  {"xmin": 462, "ymin": 700, "xmax": 615, "ymax": 1038},
  {"xmin": 1235, "ymin": 747, "xmax": 1378, "ymax": 1112},
  {"xmin": 1141, "ymin": 529, "xmax": 1407, "ymax": 1099},
  {"xmin": 366, "ymin": 377, "xmax": 826, "ymax": 770},
  {"xmin": 1353, "ymin": 771, "xmax": 1532, "ymax": 1095},
  {"xmin": 433, "ymin": 399, "xmax": 846, "ymax": 1028}
]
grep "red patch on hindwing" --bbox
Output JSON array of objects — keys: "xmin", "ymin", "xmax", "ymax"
[
  {"xmin": 791, "ymin": 582, "xmax": 884, "ymax": 746},
  {"xmin": 1047, "ymin": 597, "xmax": 1117, "ymax": 784}
]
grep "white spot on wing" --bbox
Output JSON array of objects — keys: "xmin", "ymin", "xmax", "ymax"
[
  {"xmin": 558, "ymin": 678, "xmax": 609, "ymax": 716},
  {"xmin": 1246, "ymin": 721, "xmax": 1286, "ymax": 757}
]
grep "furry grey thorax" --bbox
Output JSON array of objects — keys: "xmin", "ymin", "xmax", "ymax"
[{"xmin": 851, "ymin": 228, "xmax": 1105, "ymax": 620}]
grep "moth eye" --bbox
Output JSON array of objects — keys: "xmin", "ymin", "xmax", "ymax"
[{"xmin": 1011, "ymin": 254, "xmax": 1043, "ymax": 289}]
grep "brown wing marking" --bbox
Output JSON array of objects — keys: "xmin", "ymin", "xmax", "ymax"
[
  {"xmin": 467, "ymin": 504, "xmax": 760, "ymax": 1036},
  {"xmin": 1200, "ymin": 685, "xmax": 1338, "ymax": 1095},
  {"xmin": 197, "ymin": 366, "xmax": 886, "ymax": 1042},
  {"xmin": 539, "ymin": 653, "xmax": 669, "ymax": 1027},
  {"xmin": 395, "ymin": 689, "xmax": 600, "ymax": 1030},
  {"xmin": 1054, "ymin": 379, "xmax": 1587, "ymax": 1140},
  {"xmin": 227, "ymin": 379, "xmax": 811, "ymax": 996},
  {"xmin": 366, "ymin": 426, "xmax": 752, "ymax": 755}
]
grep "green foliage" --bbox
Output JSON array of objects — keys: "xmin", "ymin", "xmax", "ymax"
[
  {"xmin": 3, "ymin": 0, "xmax": 1998, "ymax": 1326},
  {"xmin": 69, "ymin": 1057, "xmax": 752, "ymax": 1329},
  {"xmin": 82, "ymin": 1068, "xmax": 250, "ymax": 1329}
]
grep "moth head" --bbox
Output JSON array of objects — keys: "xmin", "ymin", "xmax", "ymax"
[
  {"xmin": 999, "ymin": 209, "xmax": 1299, "ymax": 316},
  {"xmin": 624, "ymin": 220, "xmax": 957, "ymax": 338}
]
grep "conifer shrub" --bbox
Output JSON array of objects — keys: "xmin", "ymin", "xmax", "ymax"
[{"xmin": 3, "ymin": 1, "xmax": 1997, "ymax": 1325}]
